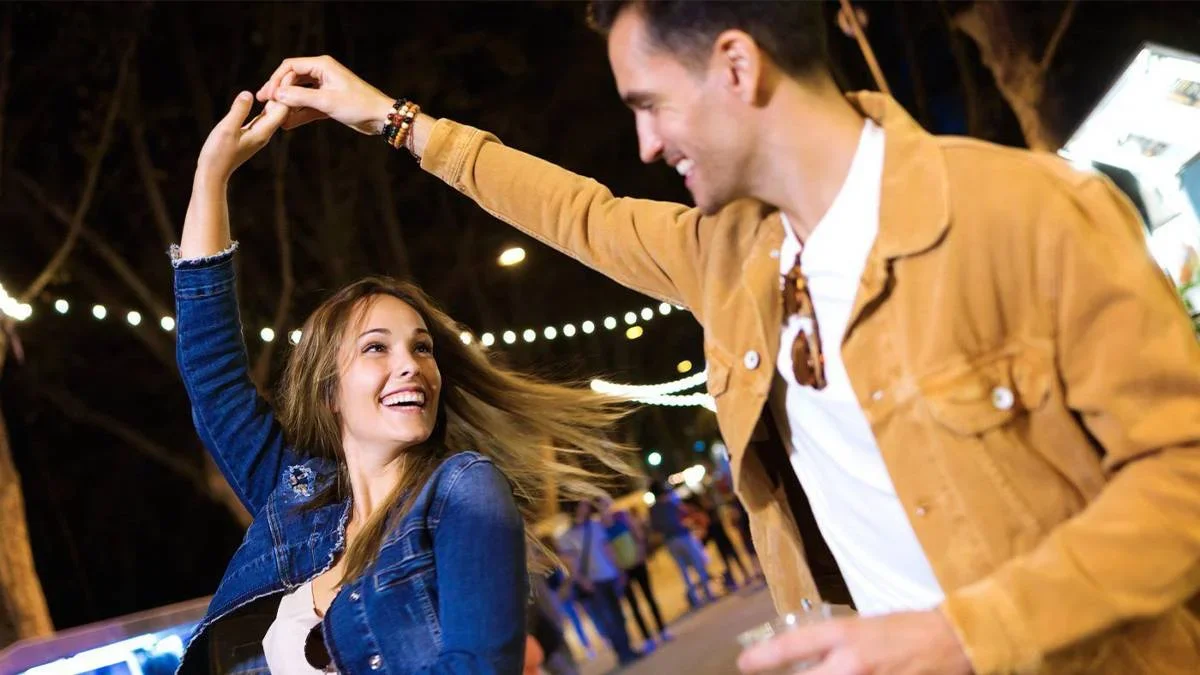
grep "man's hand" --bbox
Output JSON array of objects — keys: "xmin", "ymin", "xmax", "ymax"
[
  {"xmin": 737, "ymin": 610, "xmax": 973, "ymax": 675},
  {"xmin": 257, "ymin": 55, "xmax": 393, "ymax": 135}
]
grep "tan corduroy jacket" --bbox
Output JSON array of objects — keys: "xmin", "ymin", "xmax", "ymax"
[{"xmin": 420, "ymin": 92, "xmax": 1200, "ymax": 674}]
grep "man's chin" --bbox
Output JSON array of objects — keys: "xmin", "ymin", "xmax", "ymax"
[
  {"xmin": 695, "ymin": 196, "xmax": 727, "ymax": 217},
  {"xmin": 690, "ymin": 185, "xmax": 736, "ymax": 216}
]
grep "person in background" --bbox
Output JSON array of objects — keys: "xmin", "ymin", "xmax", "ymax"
[
  {"xmin": 648, "ymin": 482, "xmax": 716, "ymax": 608},
  {"xmin": 728, "ymin": 498, "xmax": 764, "ymax": 581},
  {"xmin": 596, "ymin": 495, "xmax": 673, "ymax": 651},
  {"xmin": 557, "ymin": 501, "xmax": 640, "ymax": 666},
  {"xmin": 543, "ymin": 537, "xmax": 598, "ymax": 661},
  {"xmin": 529, "ymin": 571, "xmax": 581, "ymax": 675},
  {"xmin": 697, "ymin": 491, "xmax": 752, "ymax": 591}
]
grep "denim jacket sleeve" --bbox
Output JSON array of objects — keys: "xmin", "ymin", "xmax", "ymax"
[
  {"xmin": 419, "ymin": 458, "xmax": 528, "ymax": 674},
  {"xmin": 173, "ymin": 246, "xmax": 298, "ymax": 514}
]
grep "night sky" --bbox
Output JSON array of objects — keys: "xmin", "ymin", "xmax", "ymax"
[{"xmin": 3, "ymin": 1, "xmax": 1199, "ymax": 632}]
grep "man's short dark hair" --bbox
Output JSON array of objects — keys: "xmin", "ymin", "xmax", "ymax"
[{"xmin": 587, "ymin": 0, "xmax": 829, "ymax": 79}]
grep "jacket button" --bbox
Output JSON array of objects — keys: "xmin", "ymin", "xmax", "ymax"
[
  {"xmin": 769, "ymin": 249, "xmax": 781, "ymax": 259},
  {"xmin": 349, "ymin": 590, "xmax": 361, "ymax": 601},
  {"xmin": 991, "ymin": 386, "xmax": 1015, "ymax": 411},
  {"xmin": 369, "ymin": 654, "xmax": 383, "ymax": 670},
  {"xmin": 743, "ymin": 350, "xmax": 761, "ymax": 370},
  {"xmin": 871, "ymin": 390, "xmax": 884, "ymax": 402},
  {"xmin": 915, "ymin": 505, "xmax": 928, "ymax": 517}
]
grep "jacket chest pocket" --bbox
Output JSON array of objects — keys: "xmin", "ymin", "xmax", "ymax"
[
  {"xmin": 370, "ymin": 545, "xmax": 441, "ymax": 650},
  {"xmin": 374, "ymin": 550, "xmax": 435, "ymax": 591},
  {"xmin": 921, "ymin": 350, "xmax": 1050, "ymax": 435},
  {"xmin": 704, "ymin": 342, "xmax": 735, "ymax": 398},
  {"xmin": 919, "ymin": 349, "xmax": 1061, "ymax": 544}
]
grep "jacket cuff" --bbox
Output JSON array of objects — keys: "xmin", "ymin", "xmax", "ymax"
[
  {"xmin": 171, "ymin": 243, "xmax": 238, "ymax": 297},
  {"xmin": 940, "ymin": 578, "xmax": 1041, "ymax": 675},
  {"xmin": 420, "ymin": 118, "xmax": 485, "ymax": 188},
  {"xmin": 169, "ymin": 241, "xmax": 239, "ymax": 269}
]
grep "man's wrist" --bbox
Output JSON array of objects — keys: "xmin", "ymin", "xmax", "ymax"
[
  {"xmin": 376, "ymin": 92, "xmax": 397, "ymax": 134},
  {"xmin": 407, "ymin": 112, "xmax": 434, "ymax": 160}
]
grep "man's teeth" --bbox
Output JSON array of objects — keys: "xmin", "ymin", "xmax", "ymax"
[
  {"xmin": 676, "ymin": 159, "xmax": 694, "ymax": 177},
  {"xmin": 382, "ymin": 391, "xmax": 425, "ymax": 407}
]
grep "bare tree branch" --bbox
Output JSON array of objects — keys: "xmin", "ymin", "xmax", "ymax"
[
  {"xmin": 370, "ymin": 157, "xmax": 413, "ymax": 280},
  {"xmin": 172, "ymin": 9, "xmax": 214, "ymax": 137},
  {"xmin": 937, "ymin": 0, "xmax": 985, "ymax": 138},
  {"xmin": 13, "ymin": 171, "xmax": 175, "ymax": 323},
  {"xmin": 837, "ymin": 0, "xmax": 891, "ymax": 95},
  {"xmin": 896, "ymin": 1, "xmax": 931, "ymax": 129},
  {"xmin": 16, "ymin": 196, "xmax": 177, "ymax": 370},
  {"xmin": 30, "ymin": 382, "xmax": 210, "ymax": 501},
  {"xmin": 953, "ymin": 1, "xmax": 1059, "ymax": 151},
  {"xmin": 78, "ymin": 229, "xmax": 174, "ymax": 327},
  {"xmin": 126, "ymin": 71, "xmax": 179, "ymax": 250},
  {"xmin": 315, "ymin": 125, "xmax": 350, "ymax": 285},
  {"xmin": 202, "ymin": 454, "xmax": 252, "ymax": 528},
  {"xmin": 1039, "ymin": 0, "xmax": 1078, "ymax": 72},
  {"xmin": 20, "ymin": 35, "xmax": 137, "ymax": 304},
  {"xmin": 33, "ymin": 375, "xmax": 251, "ymax": 531},
  {"xmin": 252, "ymin": 137, "xmax": 294, "ymax": 390}
]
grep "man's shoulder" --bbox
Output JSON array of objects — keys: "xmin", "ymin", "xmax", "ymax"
[
  {"xmin": 929, "ymin": 134, "xmax": 1129, "ymax": 240},
  {"xmin": 935, "ymin": 134, "xmax": 1099, "ymax": 197}
]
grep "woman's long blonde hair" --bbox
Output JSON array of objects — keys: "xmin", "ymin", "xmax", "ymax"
[{"xmin": 277, "ymin": 276, "xmax": 638, "ymax": 581}]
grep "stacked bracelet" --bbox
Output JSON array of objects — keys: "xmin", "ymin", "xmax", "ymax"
[{"xmin": 382, "ymin": 99, "xmax": 420, "ymax": 151}]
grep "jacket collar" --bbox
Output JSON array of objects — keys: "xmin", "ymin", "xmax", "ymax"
[{"xmin": 846, "ymin": 91, "xmax": 951, "ymax": 261}]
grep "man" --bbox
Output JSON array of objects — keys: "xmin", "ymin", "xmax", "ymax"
[{"xmin": 257, "ymin": 1, "xmax": 1200, "ymax": 672}]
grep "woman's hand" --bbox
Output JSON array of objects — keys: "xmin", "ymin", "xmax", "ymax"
[
  {"xmin": 181, "ymin": 92, "xmax": 288, "ymax": 260},
  {"xmin": 256, "ymin": 55, "xmax": 394, "ymax": 135},
  {"xmin": 196, "ymin": 92, "xmax": 289, "ymax": 183}
]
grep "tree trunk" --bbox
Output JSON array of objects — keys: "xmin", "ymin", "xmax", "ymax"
[
  {"xmin": 953, "ymin": 1, "xmax": 1076, "ymax": 152},
  {"xmin": 0, "ymin": 344, "xmax": 54, "ymax": 649}
]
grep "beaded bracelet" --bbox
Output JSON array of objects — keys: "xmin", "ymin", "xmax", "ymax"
[
  {"xmin": 382, "ymin": 99, "xmax": 420, "ymax": 151},
  {"xmin": 382, "ymin": 99, "xmax": 406, "ymax": 145}
]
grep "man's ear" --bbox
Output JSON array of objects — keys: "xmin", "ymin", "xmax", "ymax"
[{"xmin": 713, "ymin": 29, "xmax": 764, "ymax": 105}]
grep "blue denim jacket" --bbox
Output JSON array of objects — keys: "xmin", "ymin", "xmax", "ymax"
[{"xmin": 172, "ymin": 247, "xmax": 528, "ymax": 674}]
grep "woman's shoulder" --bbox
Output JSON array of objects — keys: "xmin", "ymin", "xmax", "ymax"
[
  {"xmin": 428, "ymin": 450, "xmax": 500, "ymax": 486},
  {"xmin": 422, "ymin": 451, "xmax": 516, "ymax": 519}
]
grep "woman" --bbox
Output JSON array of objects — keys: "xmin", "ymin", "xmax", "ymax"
[
  {"xmin": 173, "ymin": 93, "xmax": 634, "ymax": 674},
  {"xmin": 595, "ymin": 496, "xmax": 671, "ymax": 650}
]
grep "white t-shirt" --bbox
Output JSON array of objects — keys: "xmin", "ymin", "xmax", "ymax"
[
  {"xmin": 262, "ymin": 580, "xmax": 331, "ymax": 673},
  {"xmin": 769, "ymin": 120, "xmax": 945, "ymax": 616}
]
